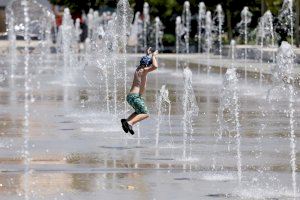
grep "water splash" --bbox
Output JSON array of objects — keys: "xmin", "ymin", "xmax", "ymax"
[
  {"xmin": 214, "ymin": 4, "xmax": 224, "ymax": 57},
  {"xmin": 143, "ymin": 2, "xmax": 150, "ymax": 50},
  {"xmin": 182, "ymin": 67, "xmax": 199, "ymax": 161},
  {"xmin": 237, "ymin": 6, "xmax": 252, "ymax": 83},
  {"xmin": 175, "ymin": 16, "xmax": 182, "ymax": 73},
  {"xmin": 75, "ymin": 18, "xmax": 82, "ymax": 44},
  {"xmin": 182, "ymin": 1, "xmax": 191, "ymax": 53},
  {"xmin": 205, "ymin": 11, "xmax": 212, "ymax": 76},
  {"xmin": 256, "ymin": 10, "xmax": 275, "ymax": 86},
  {"xmin": 197, "ymin": 2, "xmax": 206, "ymax": 53},
  {"xmin": 156, "ymin": 85, "xmax": 172, "ymax": 147},
  {"xmin": 219, "ymin": 67, "xmax": 242, "ymax": 184},
  {"xmin": 154, "ymin": 17, "xmax": 164, "ymax": 51},
  {"xmin": 267, "ymin": 42, "xmax": 297, "ymax": 197},
  {"xmin": 278, "ymin": 0, "xmax": 294, "ymax": 45},
  {"xmin": 128, "ymin": 12, "xmax": 141, "ymax": 53},
  {"xmin": 237, "ymin": 6, "xmax": 252, "ymax": 47},
  {"xmin": 6, "ymin": 6, "xmax": 17, "ymax": 78},
  {"xmin": 22, "ymin": 1, "xmax": 30, "ymax": 199},
  {"xmin": 61, "ymin": 8, "xmax": 75, "ymax": 84},
  {"xmin": 116, "ymin": 0, "xmax": 133, "ymax": 116},
  {"xmin": 229, "ymin": 40, "xmax": 236, "ymax": 60}
]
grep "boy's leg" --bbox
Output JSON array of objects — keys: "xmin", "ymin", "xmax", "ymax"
[
  {"xmin": 128, "ymin": 114, "xmax": 149, "ymax": 126},
  {"xmin": 127, "ymin": 112, "xmax": 137, "ymax": 122}
]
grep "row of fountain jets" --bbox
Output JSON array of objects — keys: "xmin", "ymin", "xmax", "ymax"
[
  {"xmin": 7, "ymin": 0, "xmax": 294, "ymax": 55},
  {"xmin": 55, "ymin": 0, "xmax": 292, "ymax": 54}
]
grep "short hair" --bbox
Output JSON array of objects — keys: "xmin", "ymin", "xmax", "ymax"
[{"xmin": 139, "ymin": 56, "xmax": 152, "ymax": 67}]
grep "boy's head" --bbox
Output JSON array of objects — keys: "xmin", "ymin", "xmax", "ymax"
[{"xmin": 139, "ymin": 55, "xmax": 152, "ymax": 67}]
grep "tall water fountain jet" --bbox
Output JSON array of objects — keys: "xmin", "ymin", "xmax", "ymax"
[
  {"xmin": 92, "ymin": 11, "xmax": 101, "ymax": 41},
  {"xmin": 75, "ymin": 18, "xmax": 82, "ymax": 44},
  {"xmin": 219, "ymin": 67, "xmax": 242, "ymax": 184},
  {"xmin": 237, "ymin": 7, "xmax": 252, "ymax": 83},
  {"xmin": 219, "ymin": 40, "xmax": 236, "ymax": 137},
  {"xmin": 205, "ymin": 11, "xmax": 212, "ymax": 76},
  {"xmin": 175, "ymin": 16, "xmax": 182, "ymax": 73},
  {"xmin": 214, "ymin": 4, "xmax": 224, "ymax": 57},
  {"xmin": 116, "ymin": 0, "xmax": 133, "ymax": 116},
  {"xmin": 229, "ymin": 40, "xmax": 237, "ymax": 61},
  {"xmin": 154, "ymin": 17, "xmax": 164, "ymax": 51},
  {"xmin": 107, "ymin": 20, "xmax": 119, "ymax": 115},
  {"xmin": 143, "ymin": 2, "xmax": 150, "ymax": 50},
  {"xmin": 155, "ymin": 85, "xmax": 172, "ymax": 147},
  {"xmin": 182, "ymin": 1, "xmax": 191, "ymax": 53},
  {"xmin": 182, "ymin": 67, "xmax": 199, "ymax": 161},
  {"xmin": 6, "ymin": 1, "xmax": 54, "ymax": 198},
  {"xmin": 61, "ymin": 8, "xmax": 75, "ymax": 84},
  {"xmin": 268, "ymin": 42, "xmax": 297, "ymax": 197},
  {"xmin": 198, "ymin": 2, "xmax": 206, "ymax": 53},
  {"xmin": 39, "ymin": 9, "xmax": 55, "ymax": 68},
  {"xmin": 6, "ymin": 6, "xmax": 17, "ymax": 78},
  {"xmin": 94, "ymin": 16, "xmax": 117, "ymax": 114},
  {"xmin": 278, "ymin": 0, "xmax": 294, "ymax": 45},
  {"xmin": 22, "ymin": 0, "xmax": 30, "ymax": 198},
  {"xmin": 87, "ymin": 9, "xmax": 94, "ymax": 40},
  {"xmin": 128, "ymin": 12, "xmax": 141, "ymax": 53},
  {"xmin": 256, "ymin": 11, "xmax": 275, "ymax": 86}
]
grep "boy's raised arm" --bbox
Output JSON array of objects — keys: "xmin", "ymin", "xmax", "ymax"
[{"xmin": 145, "ymin": 50, "xmax": 158, "ymax": 73}]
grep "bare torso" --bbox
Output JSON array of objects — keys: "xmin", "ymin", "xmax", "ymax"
[{"xmin": 130, "ymin": 66, "xmax": 148, "ymax": 95}]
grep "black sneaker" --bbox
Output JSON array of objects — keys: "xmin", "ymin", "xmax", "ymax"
[
  {"xmin": 121, "ymin": 119, "xmax": 129, "ymax": 133},
  {"xmin": 128, "ymin": 124, "xmax": 135, "ymax": 135}
]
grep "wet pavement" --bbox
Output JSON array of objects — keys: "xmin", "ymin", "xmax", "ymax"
[{"xmin": 0, "ymin": 53, "xmax": 299, "ymax": 199}]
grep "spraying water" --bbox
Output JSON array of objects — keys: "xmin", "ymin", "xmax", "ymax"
[
  {"xmin": 143, "ymin": 2, "xmax": 150, "ymax": 50},
  {"xmin": 182, "ymin": 67, "xmax": 199, "ymax": 160},
  {"xmin": 219, "ymin": 67, "xmax": 242, "ymax": 184},
  {"xmin": 230, "ymin": 40, "xmax": 236, "ymax": 61},
  {"xmin": 22, "ymin": 1, "xmax": 30, "ymax": 198},
  {"xmin": 237, "ymin": 7, "xmax": 252, "ymax": 83},
  {"xmin": 87, "ymin": 9, "xmax": 94, "ymax": 40},
  {"xmin": 257, "ymin": 11, "xmax": 275, "ymax": 86},
  {"xmin": 154, "ymin": 17, "xmax": 164, "ymax": 51},
  {"xmin": 61, "ymin": 8, "xmax": 75, "ymax": 84},
  {"xmin": 155, "ymin": 85, "xmax": 172, "ymax": 147},
  {"xmin": 269, "ymin": 42, "xmax": 297, "ymax": 197},
  {"xmin": 214, "ymin": 4, "xmax": 224, "ymax": 57},
  {"xmin": 6, "ymin": 5, "xmax": 17, "ymax": 78},
  {"xmin": 75, "ymin": 18, "xmax": 82, "ymax": 44},
  {"xmin": 182, "ymin": 1, "xmax": 191, "ymax": 53},
  {"xmin": 107, "ymin": 19, "xmax": 119, "ymax": 116},
  {"xmin": 205, "ymin": 11, "xmax": 212, "ymax": 76},
  {"xmin": 198, "ymin": 2, "xmax": 206, "ymax": 53},
  {"xmin": 7, "ymin": 0, "xmax": 53, "ymax": 197},
  {"xmin": 128, "ymin": 12, "xmax": 141, "ymax": 53},
  {"xmin": 116, "ymin": 0, "xmax": 133, "ymax": 116},
  {"xmin": 278, "ymin": 0, "xmax": 294, "ymax": 45},
  {"xmin": 175, "ymin": 16, "xmax": 182, "ymax": 73}
]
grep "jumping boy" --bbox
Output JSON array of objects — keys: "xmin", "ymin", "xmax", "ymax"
[{"xmin": 121, "ymin": 47, "xmax": 159, "ymax": 135}]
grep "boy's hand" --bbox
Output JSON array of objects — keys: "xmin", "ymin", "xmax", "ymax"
[
  {"xmin": 147, "ymin": 47, "xmax": 152, "ymax": 55},
  {"xmin": 152, "ymin": 50, "xmax": 159, "ymax": 57}
]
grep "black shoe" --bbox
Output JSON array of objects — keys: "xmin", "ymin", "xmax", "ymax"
[
  {"xmin": 127, "ymin": 124, "xmax": 135, "ymax": 135},
  {"xmin": 121, "ymin": 119, "xmax": 129, "ymax": 133}
]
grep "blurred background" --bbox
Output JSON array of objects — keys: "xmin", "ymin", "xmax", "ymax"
[{"xmin": 0, "ymin": 0, "xmax": 299, "ymax": 49}]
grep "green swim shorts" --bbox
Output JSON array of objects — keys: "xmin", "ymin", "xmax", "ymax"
[{"xmin": 126, "ymin": 93, "xmax": 149, "ymax": 114}]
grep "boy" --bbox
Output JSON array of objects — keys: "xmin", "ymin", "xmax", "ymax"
[{"xmin": 121, "ymin": 47, "xmax": 159, "ymax": 135}]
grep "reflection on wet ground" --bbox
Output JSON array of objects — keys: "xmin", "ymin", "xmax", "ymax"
[{"xmin": 0, "ymin": 54, "xmax": 300, "ymax": 199}]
